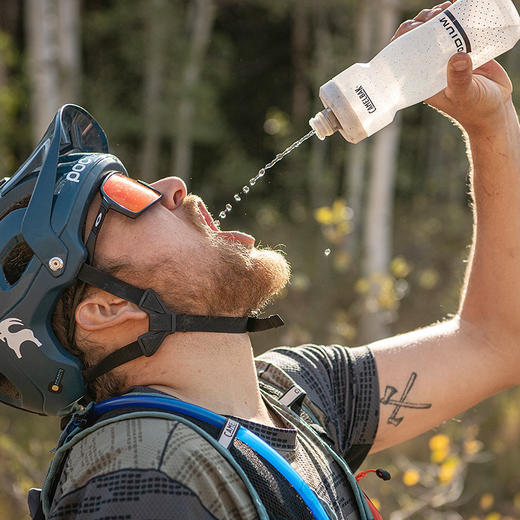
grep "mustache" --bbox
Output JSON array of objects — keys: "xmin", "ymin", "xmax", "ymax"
[{"xmin": 181, "ymin": 194, "xmax": 209, "ymax": 232}]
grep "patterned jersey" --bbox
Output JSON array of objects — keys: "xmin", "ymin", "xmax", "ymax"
[{"xmin": 48, "ymin": 345, "xmax": 380, "ymax": 519}]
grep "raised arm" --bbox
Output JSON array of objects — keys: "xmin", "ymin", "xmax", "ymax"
[{"xmin": 367, "ymin": 4, "xmax": 520, "ymax": 453}]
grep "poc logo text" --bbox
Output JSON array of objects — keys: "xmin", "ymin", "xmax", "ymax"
[{"xmin": 65, "ymin": 156, "xmax": 94, "ymax": 183}]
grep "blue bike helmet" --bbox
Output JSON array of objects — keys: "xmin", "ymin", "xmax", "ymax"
[{"xmin": 0, "ymin": 105, "xmax": 282, "ymax": 416}]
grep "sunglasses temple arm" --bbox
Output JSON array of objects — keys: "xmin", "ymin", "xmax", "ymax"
[{"xmin": 85, "ymin": 200, "xmax": 110, "ymax": 263}]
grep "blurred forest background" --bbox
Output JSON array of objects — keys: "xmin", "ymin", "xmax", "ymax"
[{"xmin": 1, "ymin": 0, "xmax": 520, "ymax": 518}]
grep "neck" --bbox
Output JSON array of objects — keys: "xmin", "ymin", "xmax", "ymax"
[{"xmin": 126, "ymin": 332, "xmax": 279, "ymax": 426}]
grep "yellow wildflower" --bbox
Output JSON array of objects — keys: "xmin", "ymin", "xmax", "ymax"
[
  {"xmin": 480, "ymin": 493, "xmax": 495, "ymax": 511},
  {"xmin": 402, "ymin": 469, "xmax": 420, "ymax": 486}
]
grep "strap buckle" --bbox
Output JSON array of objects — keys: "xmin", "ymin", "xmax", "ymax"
[{"xmin": 138, "ymin": 289, "xmax": 177, "ymax": 357}]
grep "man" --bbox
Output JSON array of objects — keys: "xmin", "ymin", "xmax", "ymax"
[{"xmin": 1, "ymin": 2, "xmax": 519, "ymax": 519}]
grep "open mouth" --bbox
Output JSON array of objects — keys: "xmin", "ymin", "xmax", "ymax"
[{"xmin": 197, "ymin": 201, "xmax": 255, "ymax": 247}]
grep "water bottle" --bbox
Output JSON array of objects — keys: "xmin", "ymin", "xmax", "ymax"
[{"xmin": 309, "ymin": 0, "xmax": 520, "ymax": 143}]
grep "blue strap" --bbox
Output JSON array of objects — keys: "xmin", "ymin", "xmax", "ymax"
[{"xmin": 93, "ymin": 394, "xmax": 330, "ymax": 520}]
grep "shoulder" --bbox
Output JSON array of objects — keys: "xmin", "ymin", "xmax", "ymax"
[
  {"xmin": 256, "ymin": 344, "xmax": 379, "ymax": 469},
  {"xmin": 256, "ymin": 343, "xmax": 376, "ymax": 403},
  {"xmin": 52, "ymin": 415, "xmax": 258, "ymax": 520},
  {"xmin": 257, "ymin": 343, "xmax": 375, "ymax": 373}
]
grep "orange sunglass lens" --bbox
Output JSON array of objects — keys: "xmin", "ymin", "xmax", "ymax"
[{"xmin": 103, "ymin": 174, "xmax": 160, "ymax": 213}]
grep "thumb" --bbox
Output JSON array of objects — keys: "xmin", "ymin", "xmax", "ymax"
[{"xmin": 445, "ymin": 53, "xmax": 474, "ymax": 103}]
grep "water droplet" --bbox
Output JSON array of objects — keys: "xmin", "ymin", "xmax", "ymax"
[
  {"xmin": 214, "ymin": 220, "xmax": 220, "ymax": 228},
  {"xmin": 219, "ymin": 132, "xmax": 314, "ymax": 224},
  {"xmin": 324, "ymin": 248, "xmax": 331, "ymax": 256}
]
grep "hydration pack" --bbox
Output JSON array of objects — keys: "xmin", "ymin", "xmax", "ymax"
[{"xmin": 29, "ymin": 390, "xmax": 387, "ymax": 519}]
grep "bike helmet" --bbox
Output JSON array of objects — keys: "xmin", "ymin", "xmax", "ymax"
[{"xmin": 0, "ymin": 105, "xmax": 282, "ymax": 416}]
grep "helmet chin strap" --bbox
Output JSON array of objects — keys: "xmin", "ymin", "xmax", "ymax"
[{"xmin": 77, "ymin": 264, "xmax": 284, "ymax": 384}]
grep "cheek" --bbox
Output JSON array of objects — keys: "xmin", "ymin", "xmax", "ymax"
[
  {"xmin": 94, "ymin": 214, "xmax": 142, "ymax": 264},
  {"xmin": 95, "ymin": 207, "xmax": 217, "ymax": 272},
  {"xmin": 115, "ymin": 222, "xmax": 211, "ymax": 269}
]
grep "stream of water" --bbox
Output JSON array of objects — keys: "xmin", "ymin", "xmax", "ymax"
[{"xmin": 214, "ymin": 129, "xmax": 316, "ymax": 227}]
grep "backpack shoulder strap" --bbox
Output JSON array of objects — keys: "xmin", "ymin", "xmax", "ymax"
[
  {"xmin": 92, "ymin": 394, "xmax": 333, "ymax": 520},
  {"xmin": 27, "ymin": 488, "xmax": 44, "ymax": 520},
  {"xmin": 260, "ymin": 387, "xmax": 376, "ymax": 520}
]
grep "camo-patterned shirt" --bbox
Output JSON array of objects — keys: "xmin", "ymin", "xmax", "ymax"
[{"xmin": 48, "ymin": 345, "xmax": 380, "ymax": 519}]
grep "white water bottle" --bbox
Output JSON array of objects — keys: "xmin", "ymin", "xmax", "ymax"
[{"xmin": 309, "ymin": 0, "xmax": 520, "ymax": 143}]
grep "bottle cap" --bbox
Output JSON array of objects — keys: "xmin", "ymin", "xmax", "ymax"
[{"xmin": 309, "ymin": 108, "xmax": 341, "ymax": 140}]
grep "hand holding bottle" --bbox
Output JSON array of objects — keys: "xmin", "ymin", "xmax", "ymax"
[
  {"xmin": 310, "ymin": 0, "xmax": 520, "ymax": 142},
  {"xmin": 393, "ymin": 1, "xmax": 514, "ymax": 136}
]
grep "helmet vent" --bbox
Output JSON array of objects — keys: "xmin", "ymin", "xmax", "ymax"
[
  {"xmin": 0, "ymin": 373, "xmax": 21, "ymax": 401},
  {"xmin": 3, "ymin": 241, "xmax": 34, "ymax": 285}
]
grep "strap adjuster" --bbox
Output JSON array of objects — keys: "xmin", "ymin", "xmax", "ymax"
[
  {"xmin": 279, "ymin": 385, "xmax": 306, "ymax": 408},
  {"xmin": 138, "ymin": 289, "xmax": 177, "ymax": 357},
  {"xmin": 138, "ymin": 331, "xmax": 170, "ymax": 357}
]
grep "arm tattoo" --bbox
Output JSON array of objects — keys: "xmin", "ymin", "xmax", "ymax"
[{"xmin": 380, "ymin": 371, "xmax": 432, "ymax": 426}]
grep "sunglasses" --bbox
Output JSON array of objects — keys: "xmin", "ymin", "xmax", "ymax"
[{"xmin": 85, "ymin": 172, "xmax": 162, "ymax": 263}]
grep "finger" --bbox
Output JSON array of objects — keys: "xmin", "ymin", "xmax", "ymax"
[
  {"xmin": 444, "ymin": 53, "xmax": 474, "ymax": 103},
  {"xmin": 474, "ymin": 59, "xmax": 505, "ymax": 79},
  {"xmin": 415, "ymin": 1, "xmax": 452, "ymax": 21},
  {"xmin": 432, "ymin": 1, "xmax": 453, "ymax": 9},
  {"xmin": 414, "ymin": 8, "xmax": 441, "ymax": 22},
  {"xmin": 474, "ymin": 59, "xmax": 512, "ymax": 91},
  {"xmin": 393, "ymin": 2, "xmax": 452, "ymax": 42},
  {"xmin": 391, "ymin": 20, "xmax": 422, "ymax": 41}
]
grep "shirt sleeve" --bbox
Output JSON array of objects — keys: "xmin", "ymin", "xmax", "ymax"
[
  {"xmin": 257, "ymin": 345, "xmax": 379, "ymax": 470},
  {"xmin": 49, "ymin": 417, "xmax": 259, "ymax": 520}
]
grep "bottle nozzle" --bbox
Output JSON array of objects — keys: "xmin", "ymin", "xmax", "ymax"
[{"xmin": 309, "ymin": 108, "xmax": 341, "ymax": 140}]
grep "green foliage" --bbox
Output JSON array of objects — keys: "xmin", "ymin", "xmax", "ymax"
[{"xmin": 0, "ymin": 30, "xmax": 28, "ymax": 178}]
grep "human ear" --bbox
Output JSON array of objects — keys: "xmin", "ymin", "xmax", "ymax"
[{"xmin": 75, "ymin": 292, "xmax": 148, "ymax": 331}]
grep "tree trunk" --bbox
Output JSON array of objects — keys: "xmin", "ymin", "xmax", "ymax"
[
  {"xmin": 57, "ymin": 0, "xmax": 81, "ymax": 103},
  {"xmin": 26, "ymin": 0, "xmax": 81, "ymax": 143},
  {"xmin": 343, "ymin": 0, "xmax": 375, "ymax": 261},
  {"xmin": 306, "ymin": 5, "xmax": 336, "ymax": 311},
  {"xmin": 291, "ymin": 0, "xmax": 310, "ymax": 131},
  {"xmin": 360, "ymin": 0, "xmax": 403, "ymax": 343},
  {"xmin": 171, "ymin": 0, "xmax": 216, "ymax": 181},
  {"xmin": 0, "ymin": 47, "xmax": 8, "ymax": 178},
  {"xmin": 308, "ymin": 7, "xmax": 332, "ymax": 211},
  {"xmin": 26, "ymin": 0, "xmax": 60, "ymax": 142},
  {"xmin": 139, "ymin": 0, "xmax": 168, "ymax": 183},
  {"xmin": 0, "ymin": 3, "xmax": 20, "ymax": 177}
]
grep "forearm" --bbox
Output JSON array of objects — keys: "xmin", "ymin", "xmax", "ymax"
[
  {"xmin": 459, "ymin": 98, "xmax": 520, "ymax": 384},
  {"xmin": 369, "ymin": 317, "xmax": 510, "ymax": 453}
]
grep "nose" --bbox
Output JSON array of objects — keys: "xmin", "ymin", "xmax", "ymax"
[{"xmin": 151, "ymin": 177, "xmax": 187, "ymax": 210}]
